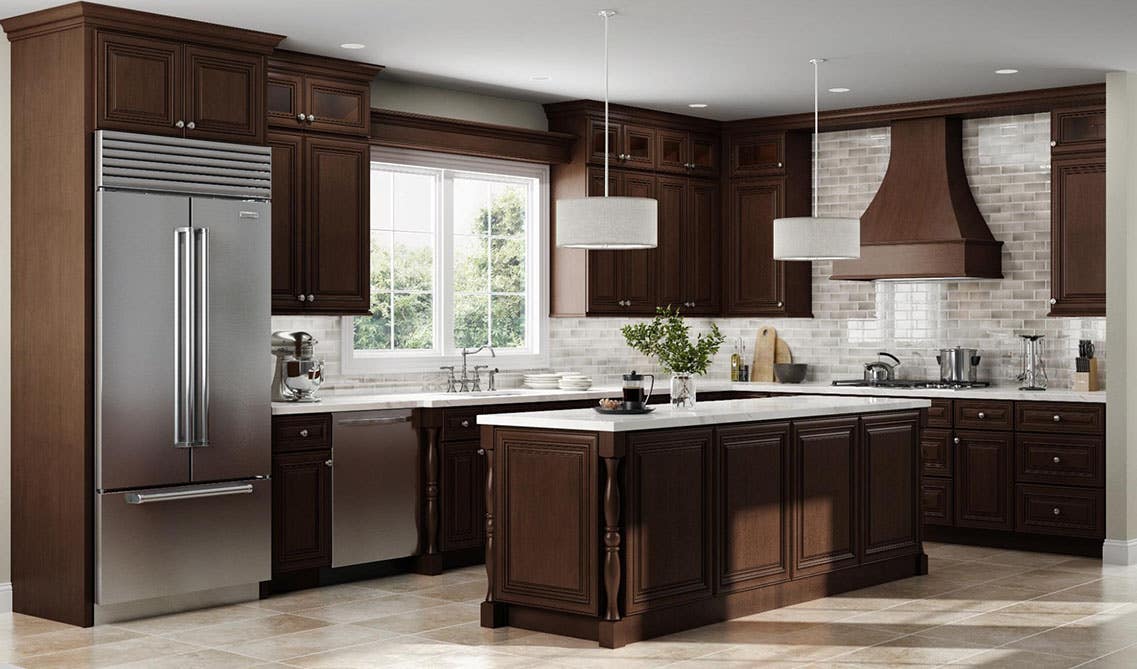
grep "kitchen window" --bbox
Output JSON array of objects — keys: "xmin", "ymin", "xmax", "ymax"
[{"xmin": 342, "ymin": 148, "xmax": 548, "ymax": 372}]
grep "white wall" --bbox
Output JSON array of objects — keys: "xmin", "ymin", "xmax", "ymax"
[
  {"xmin": 1, "ymin": 33, "xmax": 12, "ymax": 606},
  {"xmin": 371, "ymin": 78, "xmax": 548, "ymax": 131}
]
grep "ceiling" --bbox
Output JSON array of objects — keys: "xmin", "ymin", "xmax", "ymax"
[{"xmin": 5, "ymin": 0, "xmax": 1136, "ymax": 120}]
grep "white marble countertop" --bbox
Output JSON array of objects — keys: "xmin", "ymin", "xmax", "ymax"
[
  {"xmin": 270, "ymin": 379, "xmax": 1104, "ymax": 415},
  {"xmin": 477, "ymin": 396, "xmax": 931, "ymax": 433}
]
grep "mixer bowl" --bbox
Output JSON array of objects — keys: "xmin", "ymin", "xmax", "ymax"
[{"xmin": 282, "ymin": 358, "xmax": 325, "ymax": 401}]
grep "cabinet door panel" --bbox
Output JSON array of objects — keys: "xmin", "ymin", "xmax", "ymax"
[
  {"xmin": 954, "ymin": 431, "xmax": 1014, "ymax": 530},
  {"xmin": 654, "ymin": 175, "xmax": 687, "ymax": 309},
  {"xmin": 626, "ymin": 429, "xmax": 713, "ymax": 614},
  {"xmin": 716, "ymin": 423, "xmax": 791, "ymax": 592},
  {"xmin": 656, "ymin": 130, "xmax": 689, "ymax": 174},
  {"xmin": 725, "ymin": 179, "xmax": 784, "ymax": 314},
  {"xmin": 184, "ymin": 46, "xmax": 262, "ymax": 143},
  {"xmin": 920, "ymin": 428, "xmax": 953, "ymax": 477},
  {"xmin": 792, "ymin": 417, "xmax": 859, "ymax": 577},
  {"xmin": 305, "ymin": 137, "xmax": 371, "ymax": 314},
  {"xmin": 584, "ymin": 169, "xmax": 623, "ymax": 314},
  {"xmin": 862, "ymin": 413, "xmax": 921, "ymax": 561},
  {"xmin": 272, "ymin": 451, "xmax": 332, "ymax": 573},
  {"xmin": 619, "ymin": 173, "xmax": 657, "ymax": 313},
  {"xmin": 689, "ymin": 133, "xmax": 721, "ymax": 177},
  {"xmin": 685, "ymin": 180, "xmax": 721, "ymax": 314},
  {"xmin": 267, "ymin": 71, "xmax": 305, "ymax": 130},
  {"xmin": 588, "ymin": 118, "xmax": 618, "ymax": 164},
  {"xmin": 921, "ymin": 477, "xmax": 953, "ymax": 526},
  {"xmin": 96, "ymin": 32, "xmax": 182, "ymax": 135},
  {"xmin": 621, "ymin": 124, "xmax": 656, "ymax": 169},
  {"xmin": 1016, "ymin": 484, "xmax": 1104, "ymax": 539},
  {"xmin": 1053, "ymin": 107, "xmax": 1105, "ymax": 153},
  {"xmin": 306, "ymin": 77, "xmax": 370, "ymax": 136},
  {"xmin": 730, "ymin": 134, "xmax": 784, "ymax": 176},
  {"xmin": 441, "ymin": 440, "xmax": 486, "ymax": 551},
  {"xmin": 1050, "ymin": 155, "xmax": 1106, "ymax": 316},
  {"xmin": 268, "ymin": 133, "xmax": 306, "ymax": 314}
]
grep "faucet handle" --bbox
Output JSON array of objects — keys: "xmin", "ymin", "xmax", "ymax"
[
  {"xmin": 439, "ymin": 366, "xmax": 457, "ymax": 393},
  {"xmin": 472, "ymin": 365, "xmax": 489, "ymax": 392}
]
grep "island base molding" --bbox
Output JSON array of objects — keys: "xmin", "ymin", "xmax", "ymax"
[
  {"xmin": 925, "ymin": 526, "xmax": 1102, "ymax": 557},
  {"xmin": 481, "ymin": 553, "xmax": 925, "ymax": 648}
]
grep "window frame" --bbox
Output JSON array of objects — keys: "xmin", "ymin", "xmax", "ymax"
[{"xmin": 341, "ymin": 147, "xmax": 549, "ymax": 374}]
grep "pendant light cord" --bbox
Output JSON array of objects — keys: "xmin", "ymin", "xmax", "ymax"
[{"xmin": 603, "ymin": 10, "xmax": 610, "ymax": 197}]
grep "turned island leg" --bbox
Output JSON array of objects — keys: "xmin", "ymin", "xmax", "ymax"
[
  {"xmin": 415, "ymin": 426, "xmax": 443, "ymax": 575},
  {"xmin": 481, "ymin": 428, "xmax": 507, "ymax": 627},
  {"xmin": 603, "ymin": 456, "xmax": 623, "ymax": 622}
]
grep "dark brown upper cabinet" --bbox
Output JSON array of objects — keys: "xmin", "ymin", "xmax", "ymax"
[
  {"xmin": 723, "ymin": 177, "xmax": 813, "ymax": 317},
  {"xmin": 270, "ymin": 132, "xmax": 371, "ymax": 315},
  {"xmin": 267, "ymin": 51, "xmax": 379, "ymax": 137},
  {"xmin": 1052, "ymin": 107, "xmax": 1106, "ymax": 154},
  {"xmin": 657, "ymin": 130, "xmax": 721, "ymax": 177},
  {"xmin": 1050, "ymin": 149, "xmax": 1106, "ymax": 317},
  {"xmin": 656, "ymin": 175, "xmax": 721, "ymax": 315},
  {"xmin": 583, "ymin": 168, "xmax": 657, "ymax": 315},
  {"xmin": 588, "ymin": 118, "xmax": 655, "ymax": 169},
  {"xmin": 729, "ymin": 133, "xmax": 786, "ymax": 176},
  {"xmin": 96, "ymin": 31, "xmax": 264, "ymax": 143}
]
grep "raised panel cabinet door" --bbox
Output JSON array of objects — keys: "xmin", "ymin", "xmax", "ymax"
[
  {"xmin": 730, "ymin": 133, "xmax": 784, "ymax": 176},
  {"xmin": 96, "ymin": 32, "xmax": 182, "ymax": 135},
  {"xmin": 184, "ymin": 46, "xmax": 263, "ymax": 143},
  {"xmin": 792, "ymin": 416, "xmax": 860, "ymax": 577},
  {"xmin": 621, "ymin": 123, "xmax": 656, "ymax": 169},
  {"xmin": 304, "ymin": 137, "xmax": 371, "ymax": 314},
  {"xmin": 862, "ymin": 412, "xmax": 921, "ymax": 562},
  {"xmin": 724, "ymin": 178, "xmax": 784, "ymax": 314},
  {"xmin": 1050, "ymin": 155, "xmax": 1106, "ymax": 316},
  {"xmin": 689, "ymin": 133, "xmax": 721, "ymax": 176},
  {"xmin": 588, "ymin": 117, "xmax": 619, "ymax": 165},
  {"xmin": 584, "ymin": 168, "xmax": 623, "ymax": 314},
  {"xmin": 684, "ymin": 179, "xmax": 722, "ymax": 314},
  {"xmin": 626, "ymin": 428, "xmax": 714, "ymax": 614},
  {"xmin": 619, "ymin": 173, "xmax": 658, "ymax": 313},
  {"xmin": 920, "ymin": 428, "xmax": 953, "ymax": 477},
  {"xmin": 1052, "ymin": 107, "xmax": 1106, "ymax": 153},
  {"xmin": 654, "ymin": 175, "xmax": 687, "ymax": 309},
  {"xmin": 268, "ymin": 133, "xmax": 306, "ymax": 314},
  {"xmin": 921, "ymin": 477, "xmax": 953, "ymax": 526},
  {"xmin": 267, "ymin": 70, "xmax": 306, "ymax": 130},
  {"xmin": 305, "ymin": 77, "xmax": 371, "ymax": 136},
  {"xmin": 715, "ymin": 422, "xmax": 792, "ymax": 592},
  {"xmin": 272, "ymin": 451, "xmax": 332, "ymax": 573},
  {"xmin": 954, "ymin": 430, "xmax": 1014, "ymax": 530},
  {"xmin": 655, "ymin": 129, "xmax": 689, "ymax": 174},
  {"xmin": 440, "ymin": 440, "xmax": 487, "ymax": 551}
]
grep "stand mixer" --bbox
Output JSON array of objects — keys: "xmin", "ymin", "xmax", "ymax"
[{"xmin": 271, "ymin": 331, "xmax": 325, "ymax": 402}]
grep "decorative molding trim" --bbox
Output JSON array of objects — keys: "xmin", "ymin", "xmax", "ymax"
[
  {"xmin": 0, "ymin": 583, "xmax": 11, "ymax": 613},
  {"xmin": 1102, "ymin": 539, "xmax": 1137, "ymax": 565},
  {"xmin": 269, "ymin": 49, "xmax": 383, "ymax": 82},
  {"xmin": 370, "ymin": 109, "xmax": 576, "ymax": 164}
]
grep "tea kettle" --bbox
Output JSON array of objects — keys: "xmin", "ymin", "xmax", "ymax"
[{"xmin": 863, "ymin": 352, "xmax": 901, "ymax": 385}]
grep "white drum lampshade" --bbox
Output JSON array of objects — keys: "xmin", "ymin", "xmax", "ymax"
[
  {"xmin": 556, "ymin": 196, "xmax": 658, "ymax": 249},
  {"xmin": 772, "ymin": 216, "xmax": 860, "ymax": 260}
]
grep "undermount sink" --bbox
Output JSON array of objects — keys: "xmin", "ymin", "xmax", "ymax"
[{"xmin": 450, "ymin": 390, "xmax": 528, "ymax": 397}]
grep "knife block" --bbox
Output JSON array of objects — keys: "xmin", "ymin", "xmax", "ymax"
[{"xmin": 1073, "ymin": 358, "xmax": 1100, "ymax": 392}]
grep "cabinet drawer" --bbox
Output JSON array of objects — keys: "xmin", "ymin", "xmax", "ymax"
[
  {"xmin": 921, "ymin": 477, "xmax": 953, "ymax": 527},
  {"xmin": 955, "ymin": 400, "xmax": 1013, "ymax": 431},
  {"xmin": 920, "ymin": 429, "xmax": 953, "ymax": 477},
  {"xmin": 922, "ymin": 399, "xmax": 953, "ymax": 429},
  {"xmin": 1016, "ymin": 402, "xmax": 1104, "ymax": 435},
  {"xmin": 1016, "ymin": 484, "xmax": 1104, "ymax": 539},
  {"xmin": 443, "ymin": 409, "xmax": 481, "ymax": 441},
  {"xmin": 272, "ymin": 414, "xmax": 332, "ymax": 452},
  {"xmin": 1015, "ymin": 434, "xmax": 1104, "ymax": 487}
]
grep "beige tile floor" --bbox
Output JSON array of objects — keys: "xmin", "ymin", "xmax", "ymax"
[{"xmin": 4, "ymin": 542, "xmax": 1137, "ymax": 668}]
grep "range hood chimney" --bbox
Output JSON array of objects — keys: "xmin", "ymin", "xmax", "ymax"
[{"xmin": 830, "ymin": 116, "xmax": 1003, "ymax": 281}]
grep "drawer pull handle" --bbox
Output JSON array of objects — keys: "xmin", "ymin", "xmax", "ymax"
[
  {"xmin": 1053, "ymin": 507, "xmax": 1062, "ymax": 516},
  {"xmin": 1053, "ymin": 456, "xmax": 1062, "ymax": 464},
  {"xmin": 1053, "ymin": 415, "xmax": 1061, "ymax": 422},
  {"xmin": 299, "ymin": 429, "xmax": 309, "ymax": 438},
  {"xmin": 461, "ymin": 420, "xmax": 471, "ymax": 428},
  {"xmin": 977, "ymin": 412, "xmax": 986, "ymax": 419},
  {"xmin": 477, "ymin": 448, "xmax": 486, "ymax": 455}
]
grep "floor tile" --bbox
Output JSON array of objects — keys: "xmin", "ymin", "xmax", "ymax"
[
  {"xmin": 106, "ymin": 648, "xmax": 264, "ymax": 668},
  {"xmin": 1078, "ymin": 641, "xmax": 1137, "ymax": 667},
  {"xmin": 8, "ymin": 625, "xmax": 143, "ymax": 660},
  {"xmin": 351, "ymin": 602, "xmax": 481, "ymax": 634},
  {"xmin": 251, "ymin": 584, "xmax": 382, "ymax": 614},
  {"xmin": 282, "ymin": 636, "xmax": 457, "ymax": 668},
  {"xmin": 174, "ymin": 613, "xmax": 331, "ymax": 647},
  {"xmin": 945, "ymin": 647, "xmax": 1085, "ymax": 668},
  {"xmin": 115, "ymin": 604, "xmax": 273, "ymax": 635},
  {"xmin": 219, "ymin": 623, "xmax": 398, "ymax": 661},
  {"xmin": 294, "ymin": 593, "xmax": 453, "ymax": 624},
  {"xmin": 15, "ymin": 634, "xmax": 201, "ymax": 669}
]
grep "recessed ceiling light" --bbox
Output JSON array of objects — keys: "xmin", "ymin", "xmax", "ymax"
[
  {"xmin": 340, "ymin": 43, "xmax": 366, "ymax": 50},
  {"xmin": 995, "ymin": 68, "xmax": 1019, "ymax": 74},
  {"xmin": 828, "ymin": 87, "xmax": 851, "ymax": 93},
  {"xmin": 530, "ymin": 74, "xmax": 551, "ymax": 81},
  {"xmin": 688, "ymin": 103, "xmax": 708, "ymax": 108}
]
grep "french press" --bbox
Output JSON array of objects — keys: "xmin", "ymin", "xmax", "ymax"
[{"xmin": 622, "ymin": 370, "xmax": 655, "ymax": 409}]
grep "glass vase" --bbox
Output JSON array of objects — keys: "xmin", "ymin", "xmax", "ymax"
[{"xmin": 670, "ymin": 374, "xmax": 696, "ymax": 409}]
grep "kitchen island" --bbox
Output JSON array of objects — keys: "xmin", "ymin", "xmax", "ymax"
[{"xmin": 478, "ymin": 396, "xmax": 932, "ymax": 648}]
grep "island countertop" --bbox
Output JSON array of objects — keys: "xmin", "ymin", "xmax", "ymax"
[{"xmin": 477, "ymin": 395, "xmax": 931, "ymax": 432}]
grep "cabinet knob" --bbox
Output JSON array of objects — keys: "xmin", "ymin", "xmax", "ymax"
[
  {"xmin": 175, "ymin": 120, "xmax": 185, "ymax": 129},
  {"xmin": 297, "ymin": 294, "xmax": 306, "ymax": 302},
  {"xmin": 1053, "ymin": 507, "xmax": 1062, "ymax": 516},
  {"xmin": 186, "ymin": 121, "xmax": 195, "ymax": 130},
  {"xmin": 1053, "ymin": 414, "xmax": 1061, "ymax": 422},
  {"xmin": 777, "ymin": 301, "xmax": 784, "ymax": 308},
  {"xmin": 1049, "ymin": 298, "xmax": 1057, "ymax": 305},
  {"xmin": 297, "ymin": 113, "xmax": 307, "ymax": 122},
  {"xmin": 461, "ymin": 420, "xmax": 470, "ymax": 428},
  {"xmin": 953, "ymin": 437, "xmax": 961, "ymax": 444},
  {"xmin": 1050, "ymin": 140, "xmax": 1058, "ymax": 147},
  {"xmin": 977, "ymin": 412, "xmax": 986, "ymax": 419},
  {"xmin": 307, "ymin": 114, "xmax": 315, "ymax": 123},
  {"xmin": 325, "ymin": 459, "xmax": 334, "ymax": 468},
  {"xmin": 307, "ymin": 294, "xmax": 316, "ymax": 302},
  {"xmin": 299, "ymin": 429, "xmax": 309, "ymax": 438},
  {"xmin": 1053, "ymin": 456, "xmax": 1062, "ymax": 464},
  {"xmin": 477, "ymin": 448, "xmax": 486, "ymax": 455},
  {"xmin": 777, "ymin": 162, "xmax": 783, "ymax": 168}
]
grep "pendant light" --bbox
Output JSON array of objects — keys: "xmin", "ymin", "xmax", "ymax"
[
  {"xmin": 772, "ymin": 58, "xmax": 860, "ymax": 261},
  {"xmin": 556, "ymin": 10, "xmax": 658, "ymax": 249}
]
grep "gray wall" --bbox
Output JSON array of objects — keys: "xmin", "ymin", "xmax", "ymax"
[{"xmin": 371, "ymin": 78, "xmax": 548, "ymax": 130}]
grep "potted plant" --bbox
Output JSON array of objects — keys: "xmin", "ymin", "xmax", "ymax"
[{"xmin": 621, "ymin": 306, "xmax": 725, "ymax": 409}]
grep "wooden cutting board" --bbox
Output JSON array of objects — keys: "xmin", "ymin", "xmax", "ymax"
[
  {"xmin": 753, "ymin": 326, "xmax": 777, "ymax": 382},
  {"xmin": 775, "ymin": 337, "xmax": 793, "ymax": 365}
]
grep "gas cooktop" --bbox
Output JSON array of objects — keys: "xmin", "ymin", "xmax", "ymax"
[{"xmin": 831, "ymin": 379, "xmax": 991, "ymax": 390}]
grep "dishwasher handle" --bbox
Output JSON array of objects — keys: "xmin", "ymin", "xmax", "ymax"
[{"xmin": 336, "ymin": 416, "xmax": 412, "ymax": 427}]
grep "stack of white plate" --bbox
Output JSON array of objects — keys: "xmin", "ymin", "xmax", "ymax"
[
  {"xmin": 558, "ymin": 374, "xmax": 593, "ymax": 391},
  {"xmin": 523, "ymin": 373, "xmax": 563, "ymax": 389}
]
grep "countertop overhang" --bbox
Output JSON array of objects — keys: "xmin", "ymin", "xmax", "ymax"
[{"xmin": 477, "ymin": 396, "xmax": 932, "ymax": 432}]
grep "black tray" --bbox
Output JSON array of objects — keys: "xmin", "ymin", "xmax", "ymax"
[{"xmin": 593, "ymin": 405, "xmax": 655, "ymax": 415}]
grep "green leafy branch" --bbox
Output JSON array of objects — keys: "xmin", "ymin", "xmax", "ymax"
[{"xmin": 620, "ymin": 306, "xmax": 725, "ymax": 376}]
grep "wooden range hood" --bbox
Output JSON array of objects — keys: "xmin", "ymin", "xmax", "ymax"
[{"xmin": 830, "ymin": 116, "xmax": 1003, "ymax": 281}]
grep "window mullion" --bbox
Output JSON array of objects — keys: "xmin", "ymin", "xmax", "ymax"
[{"xmin": 439, "ymin": 169, "xmax": 453, "ymax": 357}]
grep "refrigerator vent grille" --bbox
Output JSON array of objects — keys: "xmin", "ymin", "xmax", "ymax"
[{"xmin": 95, "ymin": 130, "xmax": 272, "ymax": 199}]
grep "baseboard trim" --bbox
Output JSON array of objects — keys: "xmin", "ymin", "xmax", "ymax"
[
  {"xmin": 0, "ymin": 583, "xmax": 12, "ymax": 613},
  {"xmin": 1102, "ymin": 539, "xmax": 1137, "ymax": 565}
]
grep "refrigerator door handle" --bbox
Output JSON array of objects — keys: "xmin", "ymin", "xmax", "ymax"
[
  {"xmin": 174, "ymin": 227, "xmax": 194, "ymax": 448},
  {"xmin": 123, "ymin": 482, "xmax": 253, "ymax": 505},
  {"xmin": 193, "ymin": 227, "xmax": 210, "ymax": 447}
]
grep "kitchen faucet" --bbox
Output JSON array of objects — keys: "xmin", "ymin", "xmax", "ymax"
[{"xmin": 448, "ymin": 345, "xmax": 495, "ymax": 392}]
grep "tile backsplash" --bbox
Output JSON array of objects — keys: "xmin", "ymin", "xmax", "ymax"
[{"xmin": 275, "ymin": 113, "xmax": 1105, "ymax": 392}]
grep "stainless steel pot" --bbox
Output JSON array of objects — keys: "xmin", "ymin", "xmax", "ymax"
[
  {"xmin": 863, "ymin": 352, "xmax": 901, "ymax": 384},
  {"xmin": 937, "ymin": 347, "xmax": 981, "ymax": 383}
]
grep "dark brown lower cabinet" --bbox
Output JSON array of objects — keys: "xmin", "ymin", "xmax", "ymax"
[
  {"xmin": 1016, "ymin": 484, "xmax": 1104, "ymax": 539},
  {"xmin": 954, "ymin": 430, "xmax": 1014, "ymax": 530},
  {"xmin": 715, "ymin": 422, "xmax": 792, "ymax": 592},
  {"xmin": 862, "ymin": 413, "xmax": 921, "ymax": 562},
  {"xmin": 921, "ymin": 478, "xmax": 953, "ymax": 526},
  {"xmin": 440, "ymin": 440, "xmax": 486, "ymax": 551},
  {"xmin": 272, "ymin": 450, "xmax": 332, "ymax": 574},
  {"xmin": 792, "ymin": 416, "xmax": 860, "ymax": 577}
]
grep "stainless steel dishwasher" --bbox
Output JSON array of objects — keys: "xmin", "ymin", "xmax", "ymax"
[{"xmin": 331, "ymin": 410, "xmax": 420, "ymax": 567}]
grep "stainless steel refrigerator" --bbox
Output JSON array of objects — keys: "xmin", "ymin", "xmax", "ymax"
[{"xmin": 93, "ymin": 131, "xmax": 272, "ymax": 620}]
